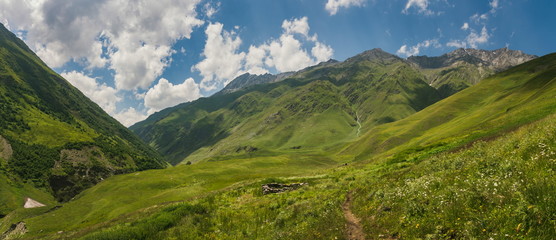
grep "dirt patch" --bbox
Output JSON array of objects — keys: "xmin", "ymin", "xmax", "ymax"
[
  {"xmin": 23, "ymin": 198, "xmax": 46, "ymax": 209},
  {"xmin": 0, "ymin": 135, "xmax": 13, "ymax": 162},
  {"xmin": 1, "ymin": 222, "xmax": 27, "ymax": 240},
  {"xmin": 343, "ymin": 192, "xmax": 366, "ymax": 240}
]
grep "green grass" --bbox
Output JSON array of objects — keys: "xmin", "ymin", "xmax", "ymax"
[
  {"xmin": 6, "ymin": 153, "xmax": 339, "ymax": 238},
  {"xmin": 0, "ymin": 173, "xmax": 55, "ymax": 218},
  {"xmin": 348, "ymin": 111, "xmax": 556, "ymax": 239},
  {"xmin": 72, "ymin": 98, "xmax": 556, "ymax": 240}
]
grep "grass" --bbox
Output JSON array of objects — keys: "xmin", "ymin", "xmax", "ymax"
[
  {"xmin": 349, "ymin": 111, "xmax": 556, "ymax": 239},
  {"xmin": 6, "ymin": 153, "xmax": 339, "ymax": 238},
  {"xmin": 69, "ymin": 104, "xmax": 556, "ymax": 240}
]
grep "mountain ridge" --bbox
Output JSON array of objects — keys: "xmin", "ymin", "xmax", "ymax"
[{"xmin": 0, "ymin": 23, "xmax": 164, "ymax": 207}]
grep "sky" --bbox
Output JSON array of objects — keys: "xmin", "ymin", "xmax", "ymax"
[{"xmin": 1, "ymin": 0, "xmax": 555, "ymax": 126}]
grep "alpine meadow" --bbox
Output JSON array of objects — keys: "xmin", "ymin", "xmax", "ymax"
[{"xmin": 0, "ymin": 0, "xmax": 556, "ymax": 239}]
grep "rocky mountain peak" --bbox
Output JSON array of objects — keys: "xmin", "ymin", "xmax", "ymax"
[
  {"xmin": 408, "ymin": 47, "xmax": 536, "ymax": 71},
  {"xmin": 346, "ymin": 48, "xmax": 401, "ymax": 63}
]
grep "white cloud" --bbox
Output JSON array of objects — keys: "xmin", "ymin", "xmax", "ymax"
[
  {"xmin": 204, "ymin": 1, "xmax": 220, "ymax": 18},
  {"xmin": 266, "ymin": 34, "xmax": 314, "ymax": 72},
  {"xmin": 144, "ymin": 78, "xmax": 201, "ymax": 114},
  {"xmin": 470, "ymin": 13, "xmax": 488, "ymax": 23},
  {"xmin": 61, "ymin": 71, "xmax": 120, "ymax": 114},
  {"xmin": 402, "ymin": 0, "xmax": 432, "ymax": 15},
  {"xmin": 194, "ymin": 22, "xmax": 245, "ymax": 91},
  {"xmin": 396, "ymin": 39, "xmax": 440, "ymax": 57},
  {"xmin": 0, "ymin": 0, "xmax": 204, "ymax": 91},
  {"xmin": 447, "ymin": 26, "xmax": 490, "ymax": 49},
  {"xmin": 110, "ymin": 44, "xmax": 174, "ymax": 90},
  {"xmin": 112, "ymin": 107, "xmax": 149, "ymax": 127},
  {"xmin": 311, "ymin": 42, "xmax": 334, "ymax": 63},
  {"xmin": 446, "ymin": 40, "xmax": 467, "ymax": 48},
  {"xmin": 244, "ymin": 45, "xmax": 269, "ymax": 75},
  {"xmin": 461, "ymin": 22, "xmax": 469, "ymax": 31},
  {"xmin": 466, "ymin": 26, "xmax": 489, "ymax": 48},
  {"xmin": 325, "ymin": 0, "xmax": 365, "ymax": 16},
  {"xmin": 282, "ymin": 16, "xmax": 316, "ymax": 41}
]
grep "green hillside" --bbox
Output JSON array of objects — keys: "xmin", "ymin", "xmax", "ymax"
[
  {"xmin": 3, "ymin": 52, "xmax": 555, "ymax": 239},
  {"xmin": 132, "ymin": 49, "xmax": 442, "ymax": 165},
  {"xmin": 132, "ymin": 48, "xmax": 534, "ymax": 166},
  {"xmin": 0, "ymin": 23, "xmax": 164, "ymax": 213},
  {"xmin": 343, "ymin": 53, "xmax": 556, "ymax": 162}
]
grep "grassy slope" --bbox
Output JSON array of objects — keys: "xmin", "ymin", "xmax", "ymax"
[
  {"xmin": 0, "ymin": 24, "xmax": 163, "ymax": 213},
  {"xmin": 79, "ymin": 112, "xmax": 556, "ymax": 239},
  {"xmin": 9, "ymin": 154, "xmax": 337, "ymax": 238},
  {"xmin": 342, "ymin": 53, "xmax": 556, "ymax": 162}
]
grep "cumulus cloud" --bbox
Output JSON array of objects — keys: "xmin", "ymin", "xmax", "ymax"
[
  {"xmin": 266, "ymin": 35, "xmax": 314, "ymax": 72},
  {"xmin": 112, "ymin": 107, "xmax": 149, "ymax": 127},
  {"xmin": 396, "ymin": 39, "xmax": 440, "ymax": 57},
  {"xmin": 466, "ymin": 26, "xmax": 489, "ymax": 48},
  {"xmin": 282, "ymin": 16, "xmax": 316, "ymax": 41},
  {"xmin": 244, "ymin": 45, "xmax": 269, "ymax": 75},
  {"xmin": 325, "ymin": 0, "xmax": 365, "ymax": 16},
  {"xmin": 447, "ymin": 26, "xmax": 489, "ymax": 49},
  {"xmin": 0, "ymin": 0, "xmax": 204, "ymax": 91},
  {"xmin": 110, "ymin": 44, "xmax": 174, "ymax": 90},
  {"xmin": 402, "ymin": 0, "xmax": 432, "ymax": 15},
  {"xmin": 312, "ymin": 42, "xmax": 334, "ymax": 63},
  {"xmin": 61, "ymin": 71, "xmax": 120, "ymax": 114},
  {"xmin": 194, "ymin": 17, "xmax": 333, "ymax": 91},
  {"xmin": 144, "ymin": 78, "xmax": 201, "ymax": 114},
  {"xmin": 194, "ymin": 22, "xmax": 245, "ymax": 91}
]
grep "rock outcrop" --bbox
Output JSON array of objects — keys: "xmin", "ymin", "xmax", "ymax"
[{"xmin": 262, "ymin": 183, "xmax": 308, "ymax": 195}]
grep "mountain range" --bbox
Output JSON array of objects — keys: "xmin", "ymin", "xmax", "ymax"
[{"xmin": 131, "ymin": 47, "xmax": 535, "ymax": 165}]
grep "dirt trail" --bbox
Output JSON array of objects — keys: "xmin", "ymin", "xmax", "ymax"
[{"xmin": 342, "ymin": 192, "xmax": 366, "ymax": 240}]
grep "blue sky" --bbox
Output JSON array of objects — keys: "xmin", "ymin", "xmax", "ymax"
[{"xmin": 1, "ymin": 0, "xmax": 555, "ymax": 126}]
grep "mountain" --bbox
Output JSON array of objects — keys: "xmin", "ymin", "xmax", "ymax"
[
  {"xmin": 0, "ymin": 23, "xmax": 164, "ymax": 208},
  {"xmin": 408, "ymin": 47, "xmax": 536, "ymax": 97},
  {"xmin": 9, "ymin": 52, "xmax": 556, "ymax": 240},
  {"xmin": 345, "ymin": 52, "xmax": 556, "ymax": 161},
  {"xmin": 132, "ymin": 48, "xmax": 534, "ymax": 165},
  {"xmin": 131, "ymin": 48, "xmax": 443, "ymax": 164}
]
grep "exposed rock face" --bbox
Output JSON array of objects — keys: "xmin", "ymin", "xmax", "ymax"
[
  {"xmin": 407, "ymin": 47, "xmax": 537, "ymax": 72},
  {"xmin": 0, "ymin": 135, "xmax": 12, "ymax": 162},
  {"xmin": 1, "ymin": 222, "xmax": 27, "ymax": 240},
  {"xmin": 50, "ymin": 147, "xmax": 116, "ymax": 202},
  {"xmin": 262, "ymin": 183, "xmax": 308, "ymax": 195},
  {"xmin": 406, "ymin": 48, "xmax": 537, "ymax": 98}
]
